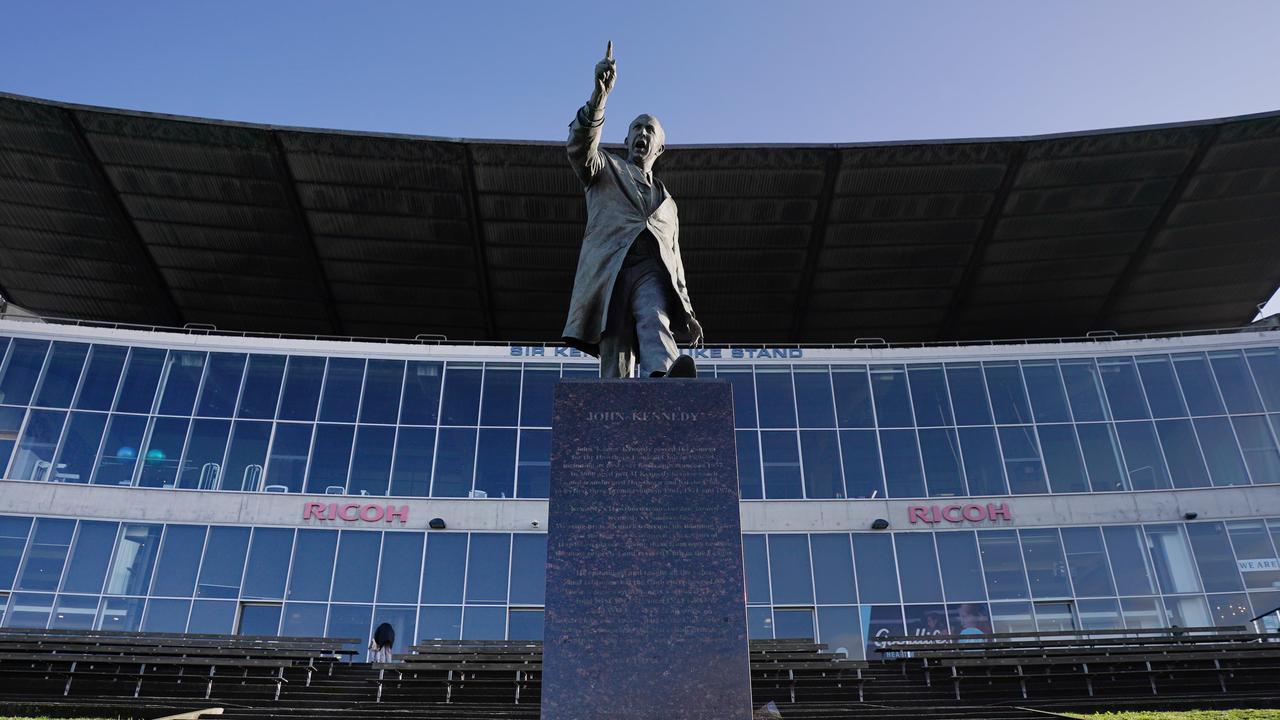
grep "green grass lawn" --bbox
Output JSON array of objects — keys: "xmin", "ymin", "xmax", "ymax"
[{"xmin": 1068, "ymin": 712, "xmax": 1280, "ymax": 719}]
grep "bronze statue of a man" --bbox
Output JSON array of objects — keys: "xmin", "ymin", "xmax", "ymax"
[{"xmin": 561, "ymin": 42, "xmax": 703, "ymax": 378}]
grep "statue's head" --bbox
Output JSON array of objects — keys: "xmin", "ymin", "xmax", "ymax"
[{"xmin": 626, "ymin": 114, "xmax": 665, "ymax": 168}]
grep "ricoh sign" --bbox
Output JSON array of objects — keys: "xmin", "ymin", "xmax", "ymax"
[
  {"xmin": 303, "ymin": 502, "xmax": 409, "ymax": 524},
  {"xmin": 907, "ymin": 503, "xmax": 1012, "ymax": 525}
]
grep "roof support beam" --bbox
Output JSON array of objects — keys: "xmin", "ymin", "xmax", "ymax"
[
  {"xmin": 790, "ymin": 149, "xmax": 843, "ymax": 340},
  {"xmin": 63, "ymin": 110, "xmax": 184, "ymax": 327},
  {"xmin": 938, "ymin": 144, "xmax": 1026, "ymax": 340},
  {"xmin": 268, "ymin": 133, "xmax": 345, "ymax": 336},
  {"xmin": 461, "ymin": 144, "xmax": 498, "ymax": 340},
  {"xmin": 1091, "ymin": 127, "xmax": 1220, "ymax": 331}
]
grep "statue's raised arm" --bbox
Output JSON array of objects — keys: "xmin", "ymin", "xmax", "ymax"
[{"xmin": 567, "ymin": 42, "xmax": 616, "ymax": 186}]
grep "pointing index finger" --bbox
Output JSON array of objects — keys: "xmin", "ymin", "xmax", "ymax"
[{"xmin": 606, "ymin": 41, "xmax": 613, "ymax": 61}]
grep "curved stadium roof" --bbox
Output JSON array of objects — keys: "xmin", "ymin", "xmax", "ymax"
[{"xmin": 0, "ymin": 91, "xmax": 1278, "ymax": 344}]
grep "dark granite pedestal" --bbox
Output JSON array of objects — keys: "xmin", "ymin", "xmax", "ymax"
[{"xmin": 542, "ymin": 379, "xmax": 751, "ymax": 720}]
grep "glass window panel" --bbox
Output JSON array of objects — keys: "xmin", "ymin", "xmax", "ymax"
[
  {"xmin": 372, "ymin": 605, "xmax": 417, "ymax": 656},
  {"xmin": 10, "ymin": 410, "xmax": 67, "ymax": 481},
  {"xmin": 1037, "ymin": 425, "xmax": 1089, "ymax": 493},
  {"xmin": 810, "ymin": 533, "xmax": 856, "ymax": 604},
  {"xmin": 391, "ymin": 427, "xmax": 435, "ymax": 497},
  {"xmin": 745, "ymin": 608, "xmax": 775, "ymax": 639},
  {"xmin": 736, "ymin": 430, "xmax": 763, "ymax": 500},
  {"xmin": 1060, "ymin": 359, "xmax": 1110, "ymax": 422},
  {"xmin": 984, "ymin": 362, "xmax": 1033, "ymax": 425},
  {"xmin": 1233, "ymin": 415, "xmax": 1280, "ymax": 485},
  {"xmin": 896, "ymin": 533, "xmax": 943, "ymax": 603},
  {"xmin": 1021, "ymin": 360, "xmax": 1071, "ymax": 423},
  {"xmin": 1020, "ymin": 529, "xmax": 1071, "ymax": 598},
  {"xmin": 794, "ymin": 366, "xmax": 836, "ymax": 428},
  {"xmin": 870, "ymin": 365, "xmax": 913, "ymax": 428},
  {"xmin": 519, "ymin": 364, "xmax": 558, "ymax": 428},
  {"xmin": 462, "ymin": 605, "xmax": 506, "ymax": 640},
  {"xmin": 349, "ymin": 425, "xmax": 396, "ymax": 496},
  {"xmin": 280, "ymin": 602, "xmax": 327, "ymax": 637},
  {"xmin": 1194, "ymin": 417, "xmax": 1250, "ymax": 487},
  {"xmin": 480, "ymin": 365, "xmax": 520, "ymax": 426},
  {"xmin": 800, "ymin": 430, "xmax": 843, "ymax": 499},
  {"xmin": 756, "ymin": 368, "xmax": 796, "ymax": 429},
  {"xmin": 864, "ymin": 605, "xmax": 904, "ymax": 658},
  {"xmin": 1033, "ymin": 601, "xmax": 1075, "ymax": 631},
  {"xmin": 319, "ymin": 358, "xmax": 364, "ymax": 423},
  {"xmin": 401, "ymin": 361, "xmax": 443, "ymax": 426},
  {"xmin": 239, "ymin": 603, "xmax": 283, "ymax": 636},
  {"xmin": 773, "ymin": 608, "xmax": 814, "ymax": 640},
  {"xmin": 242, "ymin": 527, "xmax": 293, "ymax": 600},
  {"xmin": 188, "ymin": 600, "xmax": 237, "ymax": 634},
  {"xmin": 1115, "ymin": 421, "xmax": 1172, "ymax": 491},
  {"xmin": 948, "ymin": 601, "xmax": 993, "ymax": 637},
  {"xmin": 377, "ymin": 531, "xmax": 424, "ymax": 604},
  {"xmin": 433, "ymin": 427, "xmax": 476, "ymax": 497},
  {"xmin": 832, "ymin": 365, "xmax": 874, "ymax": 428},
  {"xmin": 1173, "ymin": 353, "xmax": 1226, "ymax": 416},
  {"xmin": 50, "ymin": 594, "xmax": 99, "ymax": 630},
  {"xmin": 1102, "ymin": 526, "xmax": 1157, "ymax": 595},
  {"xmin": 278, "ymin": 356, "xmax": 325, "ymax": 421},
  {"xmin": 937, "ymin": 530, "xmax": 986, "ymax": 601},
  {"xmin": 419, "ymin": 605, "xmax": 462, "ymax": 641},
  {"xmin": 0, "ymin": 516, "xmax": 27, "ymax": 590},
  {"xmin": 1136, "ymin": 355, "xmax": 1188, "ymax": 419},
  {"xmin": 75, "ymin": 345, "xmax": 127, "ymax": 411},
  {"xmin": 288, "ymin": 529, "xmax": 337, "ymax": 601},
  {"xmin": 946, "ymin": 364, "xmax": 993, "ymax": 425},
  {"xmin": 742, "ymin": 535, "xmax": 770, "ymax": 604},
  {"xmin": 61, "ymin": 520, "xmax": 118, "ymax": 594},
  {"xmin": 852, "ymin": 533, "xmax": 899, "ymax": 604},
  {"xmin": 516, "ymin": 429, "xmax": 550, "ymax": 499},
  {"xmin": 920, "ymin": 428, "xmax": 966, "ymax": 497},
  {"xmin": 150, "ymin": 524, "xmax": 205, "ymax": 598},
  {"xmin": 0, "ymin": 405, "xmax": 24, "ymax": 473},
  {"xmin": 104, "ymin": 523, "xmax": 162, "ymax": 596},
  {"xmin": 1097, "ymin": 357, "xmax": 1150, "ymax": 421},
  {"xmin": 266, "ymin": 422, "xmax": 313, "ymax": 493},
  {"xmin": 1076, "ymin": 598, "xmax": 1121, "ymax": 631},
  {"xmin": 466, "ymin": 533, "xmax": 510, "ymax": 604},
  {"xmin": 176, "ymin": 419, "xmax": 230, "ymax": 490},
  {"xmin": 1207, "ymin": 593, "xmax": 1252, "ymax": 627},
  {"xmin": 990, "ymin": 601, "xmax": 1035, "ymax": 634},
  {"xmin": 222, "ymin": 420, "xmax": 270, "ymax": 492},
  {"xmin": 156, "ymin": 351, "xmax": 205, "ymax": 416},
  {"xmin": 34, "ymin": 342, "xmax": 88, "ymax": 409},
  {"xmin": 1060, "ymin": 527, "xmax": 1115, "ymax": 597},
  {"xmin": 957, "ymin": 426, "xmax": 1007, "ymax": 496},
  {"xmin": 0, "ymin": 339, "xmax": 50, "ymax": 406},
  {"xmin": 839, "ymin": 430, "xmax": 884, "ymax": 499},
  {"xmin": 422, "ymin": 533, "xmax": 467, "ymax": 604},
  {"xmin": 1154, "ymin": 419, "xmax": 1211, "ymax": 489},
  {"xmin": 761, "ymin": 431, "xmax": 802, "ymax": 499},
  {"xmin": 196, "ymin": 526, "xmax": 250, "ymax": 598},
  {"xmin": 440, "ymin": 364, "xmax": 482, "ymax": 426},
  {"xmin": 907, "ymin": 365, "xmax": 953, "ymax": 427},
  {"xmin": 709, "ymin": 367, "xmax": 758, "ymax": 430},
  {"xmin": 880, "ymin": 429, "xmax": 925, "ymax": 498},
  {"xmin": 1163, "ymin": 595, "xmax": 1211, "ymax": 627},
  {"xmin": 767, "ymin": 534, "xmax": 813, "ymax": 604},
  {"xmin": 1186, "ymin": 522, "xmax": 1244, "ymax": 593},
  {"xmin": 332, "ymin": 530, "xmax": 380, "ymax": 603},
  {"xmin": 360, "ymin": 360, "xmax": 405, "ymax": 425},
  {"xmin": 195, "ymin": 353, "xmax": 245, "ymax": 418},
  {"xmin": 474, "ymin": 428, "xmax": 516, "ymax": 498},
  {"xmin": 51, "ymin": 411, "xmax": 107, "ymax": 484},
  {"xmin": 1076, "ymin": 423, "xmax": 1126, "ymax": 492},
  {"xmin": 6, "ymin": 592, "xmax": 54, "ymax": 628},
  {"xmin": 141, "ymin": 598, "xmax": 191, "ymax": 632},
  {"xmin": 510, "ymin": 533, "xmax": 548, "ymax": 606},
  {"xmin": 137, "ymin": 417, "xmax": 189, "ymax": 488},
  {"xmin": 1144, "ymin": 524, "xmax": 1202, "ymax": 594},
  {"xmin": 93, "ymin": 414, "xmax": 147, "ymax": 486},
  {"xmin": 1209, "ymin": 350, "xmax": 1264, "ymax": 413},
  {"xmin": 817, "ymin": 606, "xmax": 863, "ymax": 660},
  {"xmin": 508, "ymin": 609, "xmax": 544, "ymax": 641},
  {"xmin": 978, "ymin": 530, "xmax": 1029, "ymax": 600},
  {"xmin": 999, "ymin": 425, "xmax": 1047, "ymax": 494},
  {"xmin": 327, "ymin": 604, "xmax": 373, "ymax": 660},
  {"xmin": 96, "ymin": 596, "xmax": 144, "ymax": 631},
  {"xmin": 237, "ymin": 354, "xmax": 285, "ymax": 419},
  {"xmin": 904, "ymin": 603, "xmax": 950, "ymax": 639},
  {"xmin": 1245, "ymin": 348, "xmax": 1280, "ymax": 412},
  {"xmin": 1227, "ymin": 521, "xmax": 1280, "ymax": 590},
  {"xmin": 114, "ymin": 348, "xmax": 165, "ymax": 414},
  {"xmin": 15, "ymin": 519, "xmax": 73, "ymax": 592},
  {"xmin": 1119, "ymin": 597, "xmax": 1164, "ymax": 628}
]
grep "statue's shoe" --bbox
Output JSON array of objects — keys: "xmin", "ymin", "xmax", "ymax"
[{"xmin": 667, "ymin": 354, "xmax": 697, "ymax": 378}]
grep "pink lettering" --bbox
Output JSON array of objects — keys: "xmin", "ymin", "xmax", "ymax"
[
  {"xmin": 962, "ymin": 505, "xmax": 986, "ymax": 522},
  {"xmin": 908, "ymin": 506, "xmax": 932, "ymax": 524},
  {"xmin": 942, "ymin": 505, "xmax": 964, "ymax": 523},
  {"xmin": 385, "ymin": 505, "xmax": 409, "ymax": 524},
  {"xmin": 360, "ymin": 505, "xmax": 385, "ymax": 522},
  {"xmin": 988, "ymin": 503, "xmax": 1011, "ymax": 521},
  {"xmin": 303, "ymin": 502, "xmax": 326, "ymax": 520},
  {"xmin": 338, "ymin": 503, "xmax": 361, "ymax": 521}
]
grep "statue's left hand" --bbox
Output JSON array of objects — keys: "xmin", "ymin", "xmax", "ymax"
[{"xmin": 687, "ymin": 316, "xmax": 704, "ymax": 348}]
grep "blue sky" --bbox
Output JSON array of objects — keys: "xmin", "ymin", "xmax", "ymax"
[{"xmin": 3, "ymin": 0, "xmax": 1279, "ymax": 311}]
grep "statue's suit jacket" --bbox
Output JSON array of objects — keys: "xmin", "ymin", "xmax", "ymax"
[{"xmin": 562, "ymin": 105, "xmax": 695, "ymax": 357}]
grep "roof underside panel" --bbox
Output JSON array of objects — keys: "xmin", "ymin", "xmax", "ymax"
[{"xmin": 0, "ymin": 93, "xmax": 1277, "ymax": 344}]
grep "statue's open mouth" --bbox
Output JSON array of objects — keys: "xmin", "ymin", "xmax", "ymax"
[{"xmin": 634, "ymin": 139, "xmax": 649, "ymax": 154}]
